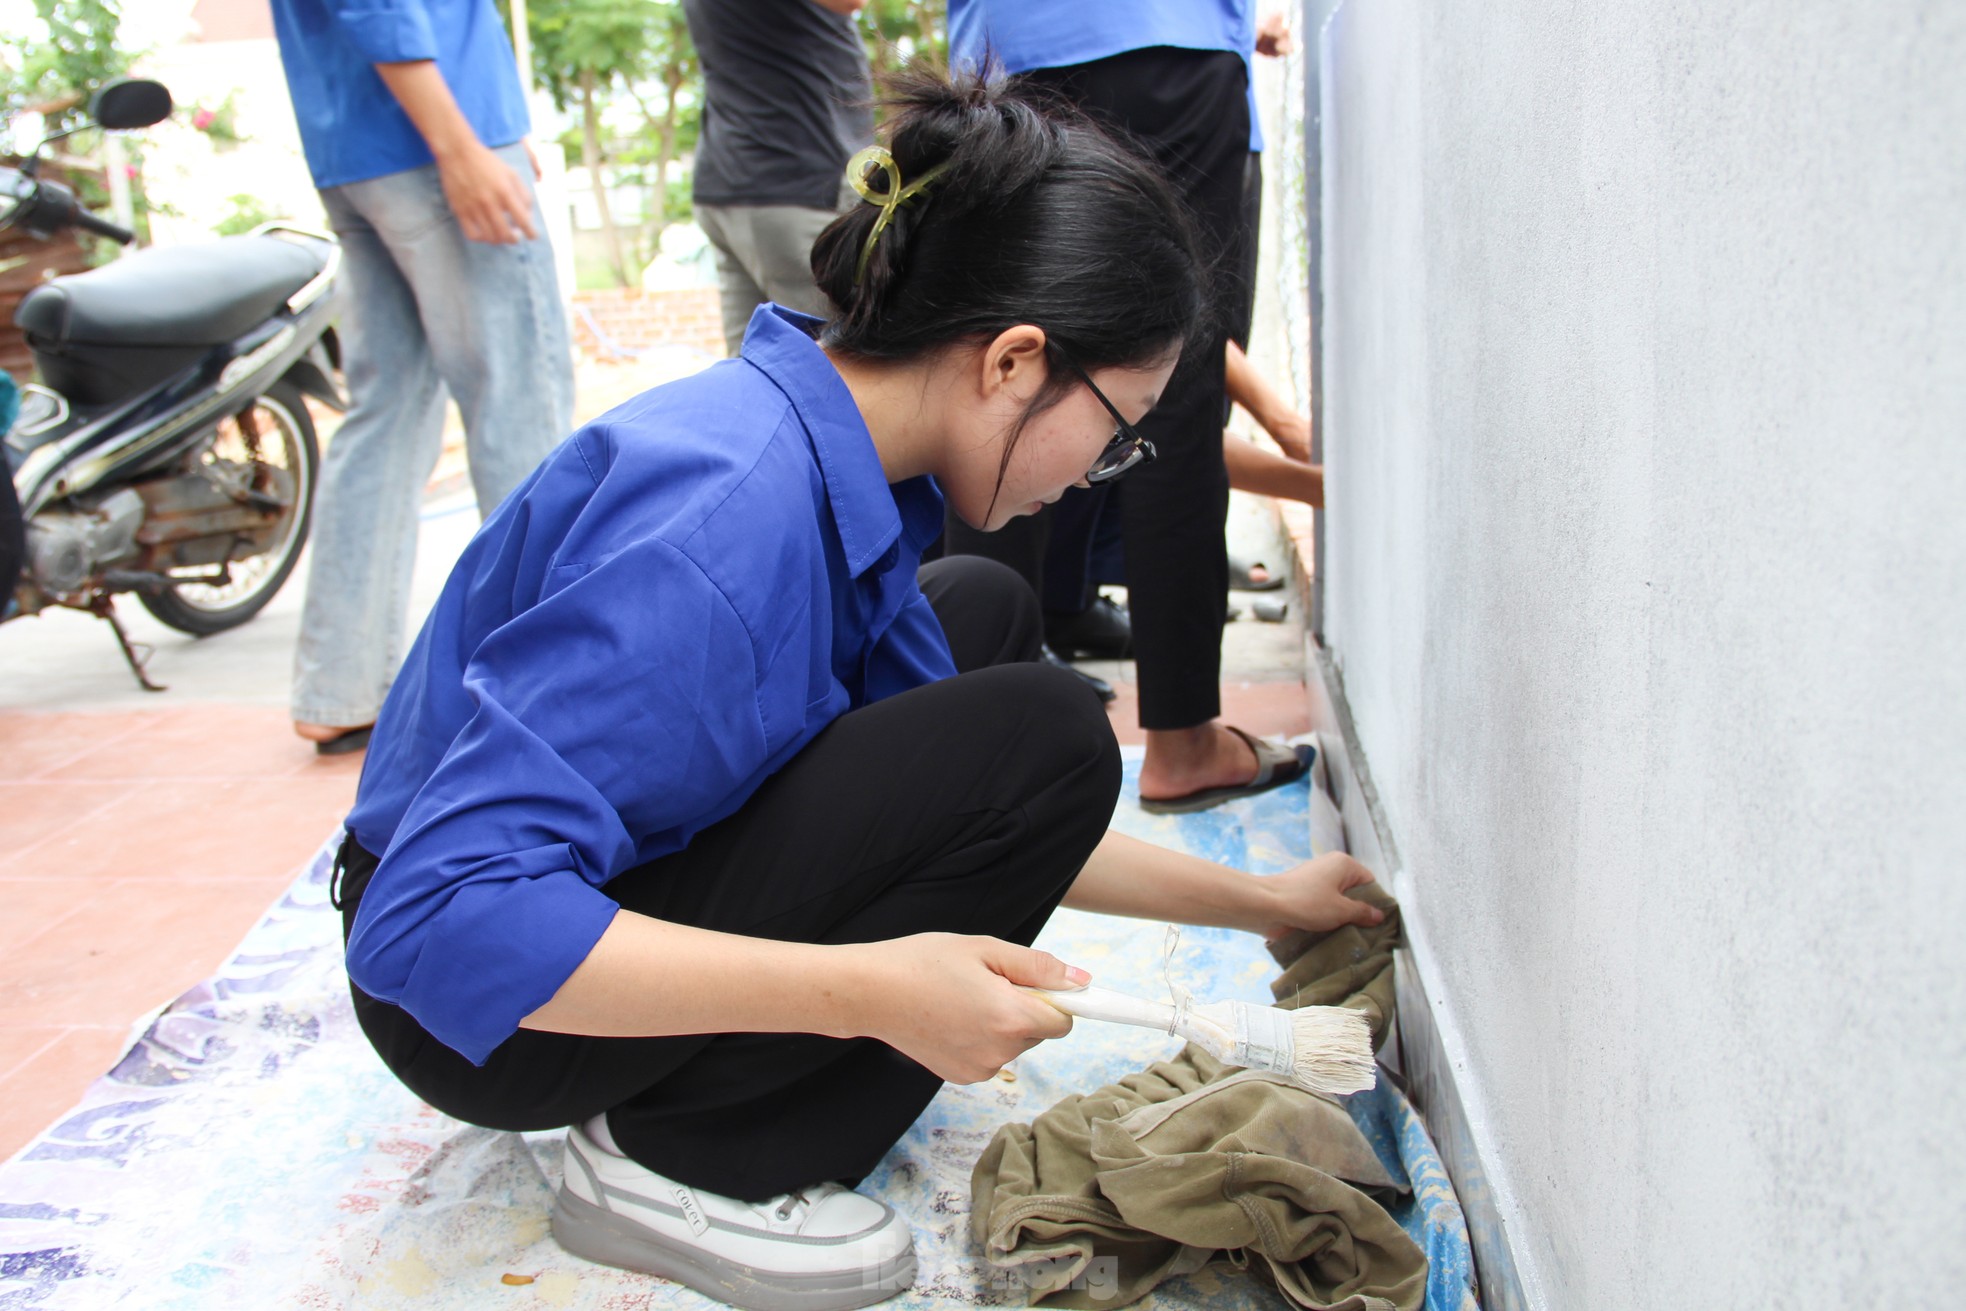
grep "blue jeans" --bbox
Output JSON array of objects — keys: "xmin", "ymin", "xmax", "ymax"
[{"xmin": 292, "ymin": 143, "xmax": 573, "ymax": 727}]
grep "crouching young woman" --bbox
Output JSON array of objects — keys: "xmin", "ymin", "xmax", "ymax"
[{"xmin": 331, "ymin": 68, "xmax": 1383, "ymax": 1310}]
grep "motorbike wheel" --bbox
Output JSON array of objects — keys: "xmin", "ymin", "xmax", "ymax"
[{"xmin": 138, "ymin": 379, "xmax": 320, "ymax": 636}]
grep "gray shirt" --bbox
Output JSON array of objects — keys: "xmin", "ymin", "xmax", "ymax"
[{"xmin": 683, "ymin": 0, "xmax": 875, "ymax": 210}]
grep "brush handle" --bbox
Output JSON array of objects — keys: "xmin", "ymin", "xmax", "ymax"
[{"xmin": 1024, "ymin": 984, "xmax": 1178, "ymax": 1032}]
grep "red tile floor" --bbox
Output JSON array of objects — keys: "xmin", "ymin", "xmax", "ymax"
[
  {"xmin": 0, "ymin": 705, "xmax": 362, "ymax": 1158},
  {"xmin": 0, "ymin": 679, "xmax": 1309, "ymax": 1162}
]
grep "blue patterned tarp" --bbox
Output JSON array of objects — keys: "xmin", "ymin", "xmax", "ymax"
[{"xmin": 0, "ymin": 748, "xmax": 1476, "ymax": 1311}]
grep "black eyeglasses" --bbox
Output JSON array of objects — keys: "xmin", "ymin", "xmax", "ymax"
[{"xmin": 1055, "ymin": 351, "xmax": 1157, "ymax": 484}]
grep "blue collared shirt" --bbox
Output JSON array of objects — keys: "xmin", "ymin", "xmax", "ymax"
[
  {"xmin": 948, "ymin": 0, "xmax": 1262, "ymax": 152},
  {"xmin": 343, "ymin": 306, "xmax": 956, "ymax": 1064},
  {"xmin": 269, "ymin": 0, "xmax": 531, "ymax": 189}
]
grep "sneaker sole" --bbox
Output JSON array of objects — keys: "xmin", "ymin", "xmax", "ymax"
[{"xmin": 550, "ymin": 1186, "xmax": 916, "ymax": 1311}]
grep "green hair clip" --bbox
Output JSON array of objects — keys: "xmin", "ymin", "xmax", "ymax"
[{"xmin": 848, "ymin": 145, "xmax": 952, "ymax": 285}]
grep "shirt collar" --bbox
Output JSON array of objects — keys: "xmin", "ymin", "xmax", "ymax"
[{"xmin": 740, "ymin": 304, "xmax": 941, "ymax": 577}]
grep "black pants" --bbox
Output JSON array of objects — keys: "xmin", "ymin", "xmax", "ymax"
[
  {"xmin": 335, "ymin": 556, "xmax": 1119, "ymax": 1200},
  {"xmin": 942, "ymin": 46, "xmax": 1254, "ymax": 730}
]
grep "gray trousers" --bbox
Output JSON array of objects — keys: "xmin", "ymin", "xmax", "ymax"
[
  {"xmin": 293, "ymin": 144, "xmax": 573, "ymax": 727},
  {"xmin": 695, "ymin": 199, "xmax": 846, "ymax": 353}
]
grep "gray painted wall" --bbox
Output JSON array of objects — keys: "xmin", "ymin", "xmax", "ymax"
[{"xmin": 1316, "ymin": 2, "xmax": 1964, "ymax": 1305}]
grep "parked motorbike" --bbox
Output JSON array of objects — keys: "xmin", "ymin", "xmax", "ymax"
[{"xmin": 1, "ymin": 78, "xmax": 343, "ymax": 689}]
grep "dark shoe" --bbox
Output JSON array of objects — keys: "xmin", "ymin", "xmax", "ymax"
[
  {"xmin": 1041, "ymin": 644, "xmax": 1116, "ymax": 703},
  {"xmin": 314, "ymin": 725, "xmax": 374, "ymax": 756},
  {"xmin": 1139, "ymin": 728, "xmax": 1314, "ymax": 814},
  {"xmin": 1044, "ymin": 596, "xmax": 1132, "ymax": 660}
]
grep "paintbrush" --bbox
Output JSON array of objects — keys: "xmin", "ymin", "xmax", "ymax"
[{"xmin": 1025, "ymin": 983, "xmax": 1376, "ymax": 1096}]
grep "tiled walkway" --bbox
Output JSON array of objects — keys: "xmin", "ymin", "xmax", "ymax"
[{"xmin": 0, "ymin": 706, "xmax": 361, "ymax": 1157}]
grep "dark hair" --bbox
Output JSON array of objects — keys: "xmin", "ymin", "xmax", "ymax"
[{"xmin": 811, "ymin": 65, "xmax": 1206, "ymax": 475}]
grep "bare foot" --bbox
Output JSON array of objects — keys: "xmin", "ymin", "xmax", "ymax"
[{"xmin": 1139, "ymin": 722, "xmax": 1259, "ymax": 803}]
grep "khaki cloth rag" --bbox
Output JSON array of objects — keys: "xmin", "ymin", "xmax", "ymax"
[{"xmin": 971, "ymin": 883, "xmax": 1424, "ymax": 1311}]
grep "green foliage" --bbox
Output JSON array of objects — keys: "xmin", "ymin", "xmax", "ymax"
[
  {"xmin": 662, "ymin": 174, "xmax": 692, "ymax": 224},
  {"xmin": 521, "ymin": 0, "xmax": 663, "ymax": 112},
  {"xmin": 0, "ymin": 2, "xmax": 160, "ymax": 262},
  {"xmin": 572, "ymin": 250, "xmax": 623, "ymax": 291},
  {"xmin": 613, "ymin": 119, "xmax": 697, "ymax": 170},
  {"xmin": 603, "ymin": 168, "xmax": 694, "ymax": 225},
  {"xmin": 507, "ymin": 0, "xmax": 699, "ymax": 283},
  {"xmin": 501, "ymin": 0, "xmax": 947, "ymax": 284},
  {"xmin": 0, "ymin": 0, "xmax": 132, "ymax": 128},
  {"xmin": 214, "ymin": 192, "xmax": 277, "ymax": 237},
  {"xmin": 187, "ymin": 92, "xmax": 247, "ymax": 150},
  {"xmin": 861, "ymin": 0, "xmax": 947, "ymax": 79}
]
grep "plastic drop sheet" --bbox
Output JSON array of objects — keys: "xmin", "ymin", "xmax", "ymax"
[{"xmin": 0, "ymin": 745, "xmax": 1475, "ymax": 1310}]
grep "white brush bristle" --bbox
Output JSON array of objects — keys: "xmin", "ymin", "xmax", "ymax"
[
  {"xmin": 1287, "ymin": 1005, "xmax": 1377, "ymax": 1096},
  {"xmin": 1183, "ymin": 1000, "xmax": 1378, "ymax": 1096}
]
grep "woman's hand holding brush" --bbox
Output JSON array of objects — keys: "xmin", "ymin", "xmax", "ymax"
[
  {"xmin": 1023, "ymin": 982, "xmax": 1377, "ymax": 1096},
  {"xmin": 846, "ymin": 933, "xmax": 1088, "ymax": 1085}
]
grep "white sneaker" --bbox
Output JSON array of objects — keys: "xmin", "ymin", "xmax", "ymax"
[{"xmin": 551, "ymin": 1124, "xmax": 916, "ymax": 1311}]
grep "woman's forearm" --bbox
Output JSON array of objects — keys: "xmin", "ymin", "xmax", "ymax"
[
  {"xmin": 523, "ymin": 826, "xmax": 1290, "ymax": 1037},
  {"xmin": 1062, "ymin": 830, "xmax": 1278, "ymax": 933},
  {"xmin": 516, "ymin": 908, "xmax": 1090, "ymax": 1086},
  {"xmin": 520, "ymin": 910, "xmax": 878, "ymax": 1040}
]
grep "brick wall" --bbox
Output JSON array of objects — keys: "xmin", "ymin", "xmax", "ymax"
[{"xmin": 569, "ymin": 287, "xmax": 726, "ymax": 363}]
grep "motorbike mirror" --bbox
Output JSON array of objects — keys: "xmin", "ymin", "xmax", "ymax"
[{"xmin": 89, "ymin": 79, "xmax": 174, "ymax": 131}]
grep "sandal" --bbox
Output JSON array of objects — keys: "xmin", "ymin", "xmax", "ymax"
[
  {"xmin": 1139, "ymin": 727, "xmax": 1313, "ymax": 814},
  {"xmin": 314, "ymin": 725, "xmax": 374, "ymax": 757},
  {"xmin": 1228, "ymin": 555, "xmax": 1287, "ymax": 592}
]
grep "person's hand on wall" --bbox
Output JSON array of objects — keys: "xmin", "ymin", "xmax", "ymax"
[
  {"xmin": 1255, "ymin": 853, "xmax": 1385, "ymax": 938},
  {"xmin": 439, "ymin": 142, "xmax": 540, "ymax": 245},
  {"xmin": 1255, "ymin": 8, "xmax": 1297, "ymax": 58},
  {"xmin": 851, "ymin": 934, "xmax": 1084, "ymax": 1083}
]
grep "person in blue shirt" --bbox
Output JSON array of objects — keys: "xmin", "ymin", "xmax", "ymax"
[
  {"xmin": 944, "ymin": 1, "xmax": 1296, "ymax": 814},
  {"xmin": 267, "ymin": 0, "xmax": 575, "ymax": 755},
  {"xmin": 329, "ymin": 69, "xmax": 1385, "ymax": 1310}
]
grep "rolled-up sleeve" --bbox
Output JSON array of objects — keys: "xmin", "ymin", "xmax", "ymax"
[
  {"xmin": 330, "ymin": 1, "xmax": 440, "ymax": 63},
  {"xmin": 346, "ymin": 537, "xmax": 770, "ymax": 1064}
]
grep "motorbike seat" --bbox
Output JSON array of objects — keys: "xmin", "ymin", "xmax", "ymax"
[{"xmin": 14, "ymin": 233, "xmax": 328, "ymax": 350}]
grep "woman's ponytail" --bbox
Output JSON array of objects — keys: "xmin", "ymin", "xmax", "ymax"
[{"xmin": 811, "ymin": 64, "xmax": 1203, "ymax": 374}]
